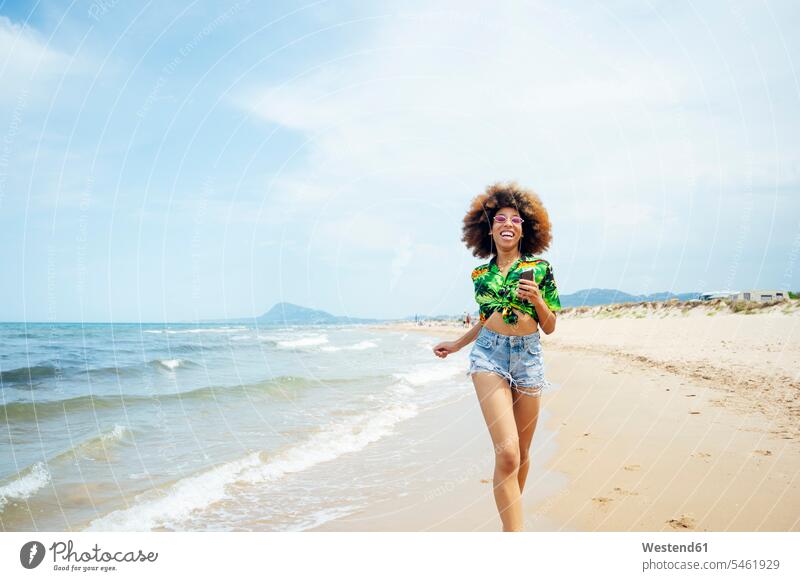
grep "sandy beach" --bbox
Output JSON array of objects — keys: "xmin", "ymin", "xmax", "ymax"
[{"xmin": 327, "ymin": 301, "xmax": 800, "ymax": 531}]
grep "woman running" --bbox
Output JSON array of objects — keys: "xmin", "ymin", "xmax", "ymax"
[{"xmin": 432, "ymin": 181, "xmax": 561, "ymax": 532}]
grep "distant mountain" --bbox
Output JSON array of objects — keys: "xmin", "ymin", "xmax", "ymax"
[
  {"xmin": 559, "ymin": 288, "xmax": 699, "ymax": 308},
  {"xmin": 255, "ymin": 302, "xmax": 384, "ymax": 326},
  {"xmin": 201, "ymin": 302, "xmax": 386, "ymax": 326}
]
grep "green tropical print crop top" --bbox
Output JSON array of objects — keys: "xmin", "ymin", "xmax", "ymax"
[{"xmin": 471, "ymin": 254, "xmax": 562, "ymax": 326}]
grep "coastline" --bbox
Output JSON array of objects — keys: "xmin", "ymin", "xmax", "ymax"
[
  {"xmin": 355, "ymin": 307, "xmax": 800, "ymax": 531},
  {"xmin": 309, "ymin": 385, "xmax": 569, "ymax": 532}
]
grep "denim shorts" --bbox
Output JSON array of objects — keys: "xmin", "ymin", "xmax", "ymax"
[{"xmin": 465, "ymin": 326, "xmax": 552, "ymax": 397}]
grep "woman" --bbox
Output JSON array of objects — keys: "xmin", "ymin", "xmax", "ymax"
[{"xmin": 432, "ymin": 181, "xmax": 561, "ymax": 532}]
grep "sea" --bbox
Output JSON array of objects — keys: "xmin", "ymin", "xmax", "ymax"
[{"xmin": 0, "ymin": 321, "xmax": 482, "ymax": 531}]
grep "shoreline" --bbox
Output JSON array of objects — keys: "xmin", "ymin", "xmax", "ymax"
[
  {"xmin": 355, "ymin": 312, "xmax": 800, "ymax": 531},
  {"xmin": 309, "ymin": 388, "xmax": 570, "ymax": 532}
]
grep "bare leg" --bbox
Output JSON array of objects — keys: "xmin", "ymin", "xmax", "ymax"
[
  {"xmin": 472, "ymin": 372, "xmax": 523, "ymax": 532},
  {"xmin": 511, "ymin": 389, "xmax": 541, "ymax": 494}
]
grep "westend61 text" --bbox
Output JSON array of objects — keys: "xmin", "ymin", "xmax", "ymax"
[
  {"xmin": 49, "ymin": 541, "xmax": 158, "ymax": 563},
  {"xmin": 642, "ymin": 542, "xmax": 708, "ymax": 553}
]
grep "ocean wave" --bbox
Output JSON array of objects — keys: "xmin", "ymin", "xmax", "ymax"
[
  {"xmin": 0, "ymin": 365, "xmax": 60, "ymax": 384},
  {"xmin": 71, "ymin": 425, "xmax": 134, "ymax": 463},
  {"xmin": 275, "ymin": 335, "xmax": 329, "ymax": 349},
  {"xmin": 320, "ymin": 340, "xmax": 378, "ymax": 352},
  {"xmin": 84, "ymin": 401, "xmax": 418, "ymax": 531},
  {"xmin": 0, "ymin": 394, "xmax": 124, "ymax": 422},
  {"xmin": 169, "ymin": 343, "xmax": 213, "ymax": 355},
  {"xmin": 393, "ymin": 360, "xmax": 465, "ymax": 387},
  {"xmin": 143, "ymin": 327, "xmax": 246, "ymax": 335},
  {"xmin": 1, "ymin": 426, "xmax": 134, "ymax": 511},
  {"xmin": 390, "ymin": 357, "xmax": 473, "ymax": 410},
  {"xmin": 84, "ymin": 452, "xmax": 264, "ymax": 531},
  {"xmin": 50, "ymin": 360, "xmax": 194, "ymax": 381},
  {"xmin": 0, "ymin": 359, "xmax": 198, "ymax": 387},
  {"xmin": 82, "ymin": 365, "xmax": 144, "ymax": 380},
  {"xmin": 86, "ymin": 358, "xmax": 198, "ymax": 376},
  {"xmin": 151, "ymin": 358, "xmax": 189, "ymax": 371},
  {"xmin": 97, "ymin": 424, "xmax": 131, "ymax": 445},
  {"xmin": 0, "ymin": 462, "xmax": 51, "ymax": 513},
  {"xmin": 45, "ymin": 425, "xmax": 135, "ymax": 466},
  {"xmin": 0, "ymin": 375, "xmax": 376, "ymax": 421}
]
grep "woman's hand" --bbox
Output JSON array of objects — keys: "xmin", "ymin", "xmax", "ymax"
[
  {"xmin": 517, "ymin": 279, "xmax": 543, "ymax": 304},
  {"xmin": 433, "ymin": 341, "xmax": 459, "ymax": 358}
]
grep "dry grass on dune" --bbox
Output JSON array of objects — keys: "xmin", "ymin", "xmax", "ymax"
[{"xmin": 561, "ymin": 298, "xmax": 800, "ymax": 320}]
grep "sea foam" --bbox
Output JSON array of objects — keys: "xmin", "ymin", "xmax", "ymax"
[
  {"xmin": 275, "ymin": 335, "xmax": 329, "ymax": 349},
  {"xmin": 84, "ymin": 402, "xmax": 417, "ymax": 531},
  {"xmin": 0, "ymin": 462, "xmax": 51, "ymax": 512},
  {"xmin": 154, "ymin": 358, "xmax": 185, "ymax": 371},
  {"xmin": 320, "ymin": 340, "xmax": 378, "ymax": 352},
  {"xmin": 144, "ymin": 327, "xmax": 244, "ymax": 335}
]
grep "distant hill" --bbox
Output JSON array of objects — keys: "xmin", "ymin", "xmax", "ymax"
[
  {"xmin": 254, "ymin": 302, "xmax": 385, "ymax": 326},
  {"xmin": 203, "ymin": 302, "xmax": 385, "ymax": 326},
  {"xmin": 559, "ymin": 288, "xmax": 699, "ymax": 308}
]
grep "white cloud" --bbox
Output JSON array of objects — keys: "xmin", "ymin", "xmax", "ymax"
[
  {"xmin": 232, "ymin": 2, "xmax": 794, "ymax": 214},
  {"xmin": 311, "ymin": 209, "xmax": 456, "ymax": 269},
  {"xmin": 0, "ymin": 16, "xmax": 70, "ymax": 100},
  {"xmin": 229, "ymin": 0, "xmax": 799, "ymax": 296},
  {"xmin": 317, "ymin": 212, "xmax": 408, "ymax": 253}
]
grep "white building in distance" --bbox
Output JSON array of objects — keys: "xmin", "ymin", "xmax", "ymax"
[{"xmin": 729, "ymin": 290, "xmax": 789, "ymax": 302}]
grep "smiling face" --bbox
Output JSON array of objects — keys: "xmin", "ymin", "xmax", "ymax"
[{"xmin": 491, "ymin": 206, "xmax": 523, "ymax": 252}]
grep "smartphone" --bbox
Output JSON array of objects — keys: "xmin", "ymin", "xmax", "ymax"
[{"xmin": 518, "ymin": 269, "xmax": 534, "ymax": 303}]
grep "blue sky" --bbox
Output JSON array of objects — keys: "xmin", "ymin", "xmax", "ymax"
[{"xmin": 1, "ymin": 0, "xmax": 798, "ymax": 322}]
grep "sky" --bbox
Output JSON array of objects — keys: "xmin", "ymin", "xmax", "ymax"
[{"xmin": 1, "ymin": 0, "xmax": 798, "ymax": 322}]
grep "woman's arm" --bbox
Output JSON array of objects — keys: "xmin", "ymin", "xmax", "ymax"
[
  {"xmin": 433, "ymin": 320, "xmax": 482, "ymax": 358},
  {"xmin": 532, "ymin": 299, "xmax": 556, "ymax": 334},
  {"xmin": 453, "ymin": 320, "xmax": 483, "ymax": 349},
  {"xmin": 518, "ymin": 277, "xmax": 557, "ymax": 334}
]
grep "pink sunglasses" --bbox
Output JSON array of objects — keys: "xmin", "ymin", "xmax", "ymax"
[{"xmin": 493, "ymin": 215, "xmax": 524, "ymax": 225}]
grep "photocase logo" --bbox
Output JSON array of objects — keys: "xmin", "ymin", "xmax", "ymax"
[{"xmin": 20, "ymin": 541, "xmax": 46, "ymax": 569}]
